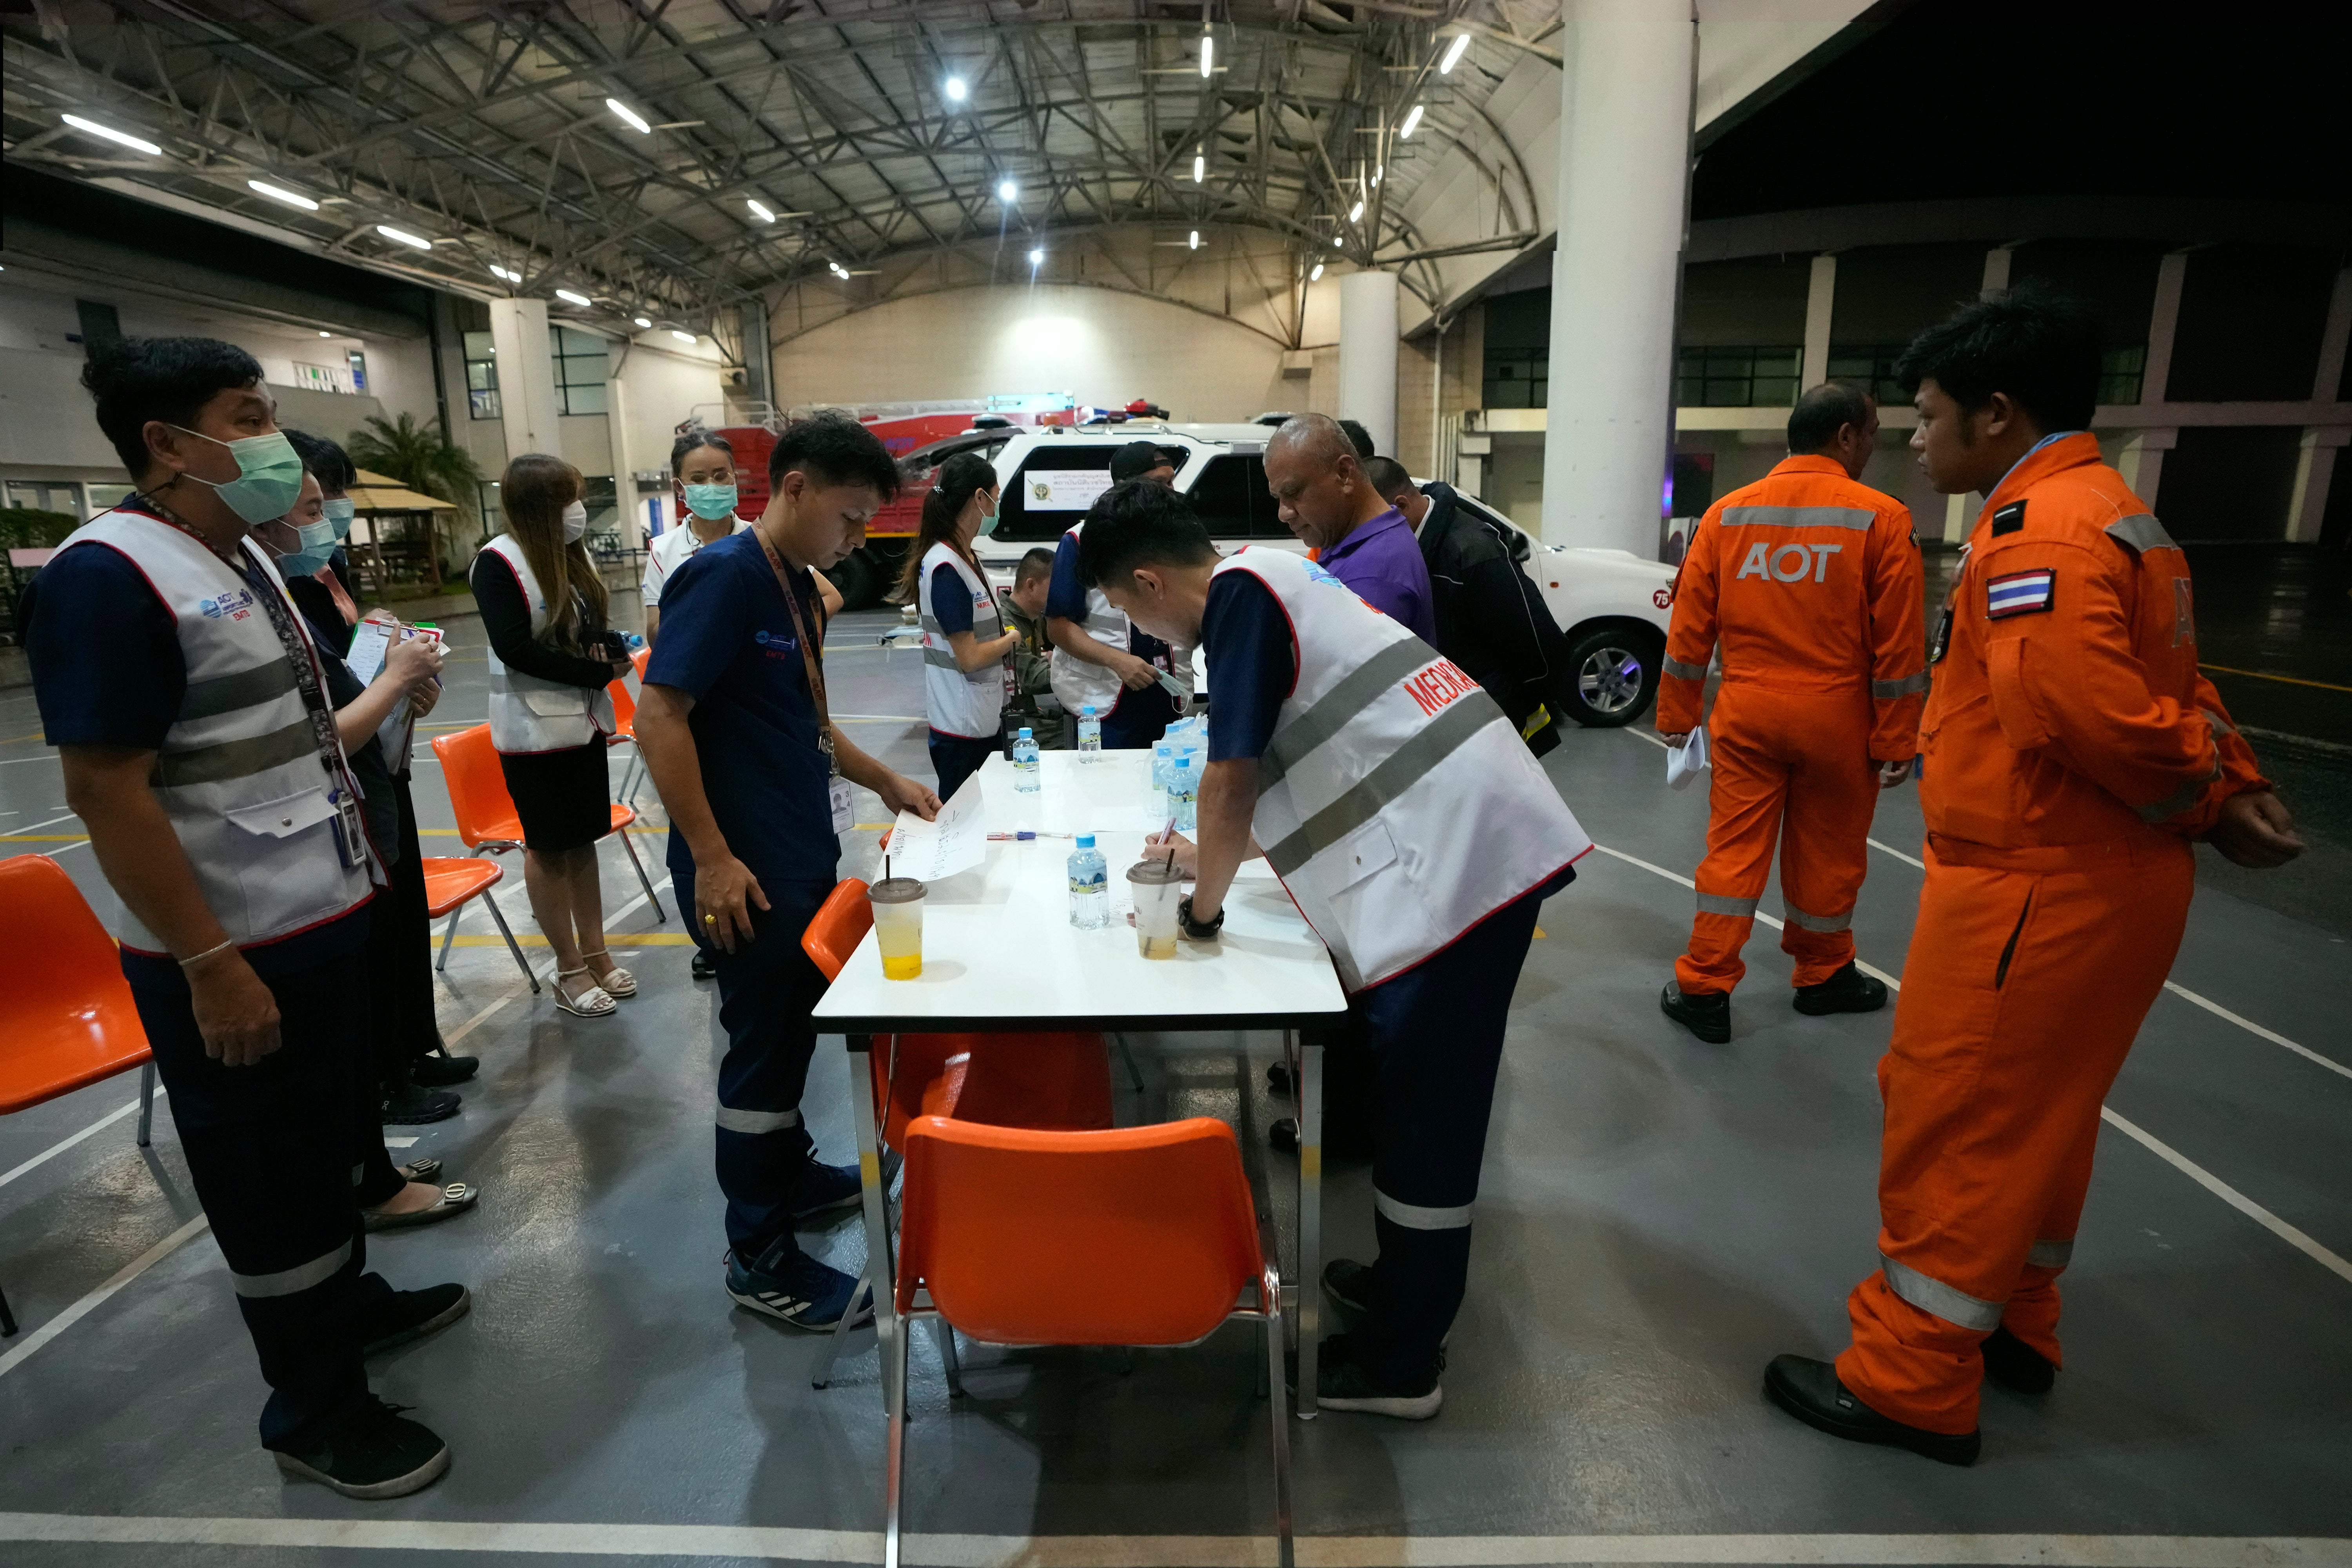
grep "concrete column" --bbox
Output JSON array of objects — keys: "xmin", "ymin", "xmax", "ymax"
[
  {"xmin": 1540, "ymin": 0, "xmax": 1695, "ymax": 556},
  {"xmin": 1801, "ymin": 254, "xmax": 1836, "ymax": 391},
  {"xmin": 1980, "ymin": 246, "xmax": 2013, "ymax": 298},
  {"xmin": 2141, "ymin": 252, "xmax": 2189, "ymax": 405},
  {"xmin": 2115, "ymin": 427, "xmax": 2177, "ymax": 507},
  {"xmin": 2287, "ymin": 267, "xmax": 2352, "ymax": 542},
  {"xmin": 488, "ymin": 297, "xmax": 563, "ymax": 462},
  {"xmin": 1338, "ymin": 269, "xmax": 1400, "ymax": 457},
  {"xmin": 737, "ymin": 297, "xmax": 773, "ymax": 413},
  {"xmin": 604, "ymin": 349, "xmax": 639, "ymax": 542}
]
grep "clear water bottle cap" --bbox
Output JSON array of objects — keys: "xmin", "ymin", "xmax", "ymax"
[
  {"xmin": 1076, "ymin": 833, "xmax": 1095, "ymax": 848},
  {"xmin": 1083, "ymin": 705, "xmax": 1096, "ymax": 717},
  {"xmin": 1018, "ymin": 727, "xmax": 1033, "ymax": 738}
]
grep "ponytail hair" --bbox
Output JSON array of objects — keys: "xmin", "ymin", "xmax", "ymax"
[{"xmin": 892, "ymin": 450, "xmax": 1000, "ymax": 604}]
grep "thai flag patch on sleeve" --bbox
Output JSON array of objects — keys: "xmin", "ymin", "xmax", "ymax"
[{"xmin": 1986, "ymin": 568, "xmax": 2056, "ymax": 619}]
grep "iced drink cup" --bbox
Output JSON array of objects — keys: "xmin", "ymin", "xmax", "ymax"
[
  {"xmin": 1127, "ymin": 860, "xmax": 1185, "ymax": 960},
  {"xmin": 869, "ymin": 877, "xmax": 926, "ymax": 979}
]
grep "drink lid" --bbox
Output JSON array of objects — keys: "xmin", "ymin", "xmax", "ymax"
[
  {"xmin": 1018, "ymin": 727, "xmax": 1033, "ymax": 738},
  {"xmin": 869, "ymin": 877, "xmax": 926, "ymax": 903},
  {"xmin": 1083, "ymin": 705, "xmax": 1096, "ymax": 717},
  {"xmin": 1126, "ymin": 859, "xmax": 1184, "ymax": 885},
  {"xmin": 1076, "ymin": 833, "xmax": 1095, "ymax": 847}
]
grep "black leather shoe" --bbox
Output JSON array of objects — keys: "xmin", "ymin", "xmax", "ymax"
[
  {"xmin": 1763, "ymin": 1354, "xmax": 1980, "ymax": 1466},
  {"xmin": 1322, "ymin": 1258, "xmax": 1373, "ymax": 1320},
  {"xmin": 1793, "ymin": 962, "xmax": 1889, "ymax": 1016},
  {"xmin": 411, "ymin": 1053, "xmax": 478, "ymax": 1088},
  {"xmin": 272, "ymin": 1398, "xmax": 449, "ymax": 1499},
  {"xmin": 380, "ymin": 1082, "xmax": 460, "ymax": 1126},
  {"xmin": 691, "ymin": 947, "xmax": 717, "ymax": 981},
  {"xmin": 1661, "ymin": 982, "xmax": 1731, "ymax": 1044},
  {"xmin": 360, "ymin": 1283, "xmax": 471, "ymax": 1357},
  {"xmin": 1981, "ymin": 1325, "xmax": 2056, "ymax": 1394},
  {"xmin": 1265, "ymin": 1060, "xmax": 1293, "ymax": 1099}
]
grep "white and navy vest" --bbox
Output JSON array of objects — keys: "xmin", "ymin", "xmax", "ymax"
[
  {"xmin": 481, "ymin": 534, "xmax": 616, "ymax": 754},
  {"xmin": 52, "ymin": 509, "xmax": 374, "ymax": 954},
  {"xmin": 916, "ymin": 542, "xmax": 1009, "ymax": 739},
  {"xmin": 1219, "ymin": 548, "xmax": 1592, "ymax": 990},
  {"xmin": 1047, "ymin": 521, "xmax": 1139, "ymax": 717}
]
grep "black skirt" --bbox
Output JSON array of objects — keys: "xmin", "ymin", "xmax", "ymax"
[{"xmin": 497, "ymin": 738, "xmax": 611, "ymax": 851}]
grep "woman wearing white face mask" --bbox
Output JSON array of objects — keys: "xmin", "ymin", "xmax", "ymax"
[
  {"xmin": 894, "ymin": 450, "xmax": 1019, "ymax": 803},
  {"xmin": 468, "ymin": 454, "xmax": 637, "ymax": 1018}
]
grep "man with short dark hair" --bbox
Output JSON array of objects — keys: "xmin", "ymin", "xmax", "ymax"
[
  {"xmin": 1078, "ymin": 478, "xmax": 1592, "ymax": 1420},
  {"xmin": 1264, "ymin": 414, "xmax": 1436, "ymax": 643},
  {"xmin": 26, "ymin": 337, "xmax": 463, "ymax": 1498},
  {"xmin": 1002, "ymin": 546, "xmax": 1065, "ymax": 747},
  {"xmin": 1656, "ymin": 381, "xmax": 1926, "ymax": 1044},
  {"xmin": 1337, "ymin": 418, "xmax": 1376, "ymax": 462},
  {"xmin": 1764, "ymin": 288, "xmax": 2301, "ymax": 1465},
  {"xmin": 635, "ymin": 412, "xmax": 943, "ymax": 1330},
  {"xmin": 1044, "ymin": 444, "xmax": 1191, "ymax": 750}
]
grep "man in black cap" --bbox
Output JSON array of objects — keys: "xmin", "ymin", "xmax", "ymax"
[{"xmin": 1108, "ymin": 440, "xmax": 1179, "ymax": 487}]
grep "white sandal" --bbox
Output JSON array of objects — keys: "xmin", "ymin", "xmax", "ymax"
[
  {"xmin": 578, "ymin": 949, "xmax": 637, "ymax": 998},
  {"xmin": 554, "ymin": 965, "xmax": 618, "ymax": 1018}
]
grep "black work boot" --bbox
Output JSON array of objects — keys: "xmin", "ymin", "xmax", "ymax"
[
  {"xmin": 380, "ymin": 1078, "xmax": 460, "ymax": 1125},
  {"xmin": 272, "ymin": 1398, "xmax": 450, "ymax": 1498},
  {"xmin": 691, "ymin": 947, "xmax": 717, "ymax": 981},
  {"xmin": 1763, "ymin": 1354, "xmax": 1980, "ymax": 1466},
  {"xmin": 1793, "ymin": 962, "xmax": 1889, "ymax": 1016},
  {"xmin": 1660, "ymin": 982, "xmax": 1731, "ymax": 1044},
  {"xmin": 1980, "ymin": 1325, "xmax": 2057, "ymax": 1394}
]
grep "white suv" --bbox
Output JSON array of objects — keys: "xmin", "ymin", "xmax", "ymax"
[{"xmin": 977, "ymin": 423, "xmax": 1675, "ymax": 727}]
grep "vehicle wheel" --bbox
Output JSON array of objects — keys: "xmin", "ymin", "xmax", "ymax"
[
  {"xmin": 1559, "ymin": 626, "xmax": 1661, "ymax": 728},
  {"xmin": 828, "ymin": 551, "xmax": 878, "ymax": 611}
]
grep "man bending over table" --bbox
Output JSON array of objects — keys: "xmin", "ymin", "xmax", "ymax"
[
  {"xmin": 1078, "ymin": 479, "xmax": 1593, "ymax": 1418},
  {"xmin": 635, "ymin": 412, "xmax": 941, "ymax": 1331}
]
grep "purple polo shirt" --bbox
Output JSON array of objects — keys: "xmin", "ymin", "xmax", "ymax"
[{"xmin": 1319, "ymin": 506, "xmax": 1437, "ymax": 645}]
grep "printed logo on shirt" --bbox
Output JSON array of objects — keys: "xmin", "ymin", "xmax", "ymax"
[
  {"xmin": 1733, "ymin": 542, "xmax": 1842, "ymax": 583},
  {"xmin": 751, "ymin": 628, "xmax": 799, "ymax": 657},
  {"xmin": 1986, "ymin": 568, "xmax": 2056, "ymax": 619},
  {"xmin": 199, "ymin": 588, "xmax": 256, "ymax": 620},
  {"xmin": 1401, "ymin": 657, "xmax": 1483, "ymax": 718}
]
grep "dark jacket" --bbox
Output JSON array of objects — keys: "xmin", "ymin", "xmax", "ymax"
[{"xmin": 1413, "ymin": 481, "xmax": 1577, "ymax": 756}]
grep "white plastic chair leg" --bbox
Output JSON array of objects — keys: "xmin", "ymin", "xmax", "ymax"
[
  {"xmin": 616, "ymin": 826, "xmax": 667, "ymax": 920},
  {"xmin": 478, "ymin": 889, "xmax": 541, "ymax": 993}
]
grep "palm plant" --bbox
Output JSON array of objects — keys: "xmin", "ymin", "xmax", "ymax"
[{"xmin": 346, "ymin": 412, "xmax": 486, "ymax": 538}]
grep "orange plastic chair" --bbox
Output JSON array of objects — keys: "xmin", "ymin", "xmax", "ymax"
[
  {"xmin": 800, "ymin": 877, "xmax": 1113, "ymax": 1390},
  {"xmin": 0, "ymin": 855, "xmax": 158, "ymax": 1337},
  {"xmin": 429, "ymin": 722, "xmax": 667, "ymax": 921},
  {"xmin": 887, "ymin": 1116, "xmax": 1291, "ymax": 1568},
  {"xmin": 424, "ymin": 857, "xmax": 537, "ymax": 993}
]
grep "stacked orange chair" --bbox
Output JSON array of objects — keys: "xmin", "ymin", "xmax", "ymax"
[
  {"xmin": 430, "ymin": 722, "xmax": 667, "ymax": 922},
  {"xmin": 424, "ymin": 857, "xmax": 538, "ymax": 991}
]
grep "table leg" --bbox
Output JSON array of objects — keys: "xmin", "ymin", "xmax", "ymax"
[
  {"xmin": 849, "ymin": 1033, "xmax": 900, "ymax": 1416},
  {"xmin": 1296, "ymin": 1031, "xmax": 1322, "ymax": 1420}
]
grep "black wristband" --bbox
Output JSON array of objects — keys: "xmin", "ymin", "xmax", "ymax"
[{"xmin": 1177, "ymin": 894, "xmax": 1223, "ymax": 941}]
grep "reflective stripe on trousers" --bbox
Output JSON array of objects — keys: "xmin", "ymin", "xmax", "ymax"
[
  {"xmin": 1872, "ymin": 670, "xmax": 1929, "ymax": 699},
  {"xmin": 1781, "ymin": 898, "xmax": 1852, "ymax": 933},
  {"xmin": 1374, "ymin": 1190, "xmax": 1473, "ymax": 1231},
  {"xmin": 1696, "ymin": 890, "xmax": 1759, "ymax": 918},
  {"xmin": 716, "ymin": 1105, "xmax": 804, "ymax": 1134},
  {"xmin": 1879, "ymin": 1252, "xmax": 2005, "ymax": 1333},
  {"xmin": 233, "ymin": 1238, "xmax": 356, "ymax": 1300}
]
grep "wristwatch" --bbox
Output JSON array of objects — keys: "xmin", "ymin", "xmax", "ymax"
[{"xmin": 1177, "ymin": 894, "xmax": 1224, "ymax": 941}]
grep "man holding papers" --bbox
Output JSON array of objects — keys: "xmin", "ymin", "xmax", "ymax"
[{"xmin": 1079, "ymin": 479, "xmax": 1591, "ymax": 1420}]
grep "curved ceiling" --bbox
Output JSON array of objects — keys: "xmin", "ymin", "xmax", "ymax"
[{"xmin": 1, "ymin": 1, "xmax": 1563, "ymax": 334}]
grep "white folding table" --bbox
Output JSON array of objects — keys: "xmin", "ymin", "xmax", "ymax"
[{"xmin": 812, "ymin": 750, "xmax": 1350, "ymax": 1417}]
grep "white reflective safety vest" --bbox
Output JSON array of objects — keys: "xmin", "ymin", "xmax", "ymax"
[
  {"xmin": 51, "ymin": 509, "xmax": 374, "ymax": 955},
  {"xmin": 1046, "ymin": 521, "xmax": 1195, "ymax": 718},
  {"xmin": 1217, "ymin": 548, "xmax": 1592, "ymax": 990},
  {"xmin": 916, "ymin": 541, "xmax": 1009, "ymax": 738},
  {"xmin": 480, "ymin": 534, "xmax": 616, "ymax": 754}
]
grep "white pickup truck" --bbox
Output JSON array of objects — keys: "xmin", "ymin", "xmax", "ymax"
[{"xmin": 956, "ymin": 421, "xmax": 1675, "ymax": 727}]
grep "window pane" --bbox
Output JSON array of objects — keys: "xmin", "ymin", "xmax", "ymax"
[
  {"xmin": 563, "ymin": 383, "xmax": 607, "ymax": 416},
  {"xmin": 463, "ymin": 331, "xmax": 496, "ymax": 358},
  {"xmin": 470, "ymin": 388, "xmax": 501, "ymax": 420}
]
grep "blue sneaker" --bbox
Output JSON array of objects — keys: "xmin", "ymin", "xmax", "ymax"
[
  {"xmin": 726, "ymin": 1250, "xmax": 873, "ymax": 1331},
  {"xmin": 792, "ymin": 1158, "xmax": 864, "ymax": 1222}
]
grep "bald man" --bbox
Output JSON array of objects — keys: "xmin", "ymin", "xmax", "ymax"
[{"xmin": 1263, "ymin": 414, "xmax": 1436, "ymax": 643}]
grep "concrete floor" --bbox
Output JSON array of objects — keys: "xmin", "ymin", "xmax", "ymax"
[{"xmin": 1, "ymin": 573, "xmax": 2347, "ymax": 1566}]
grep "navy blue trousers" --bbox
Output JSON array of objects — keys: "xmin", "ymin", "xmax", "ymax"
[
  {"xmin": 1347, "ymin": 884, "xmax": 1549, "ymax": 1382},
  {"xmin": 927, "ymin": 730, "xmax": 999, "ymax": 806},
  {"xmin": 127, "ymin": 947, "xmax": 399, "ymax": 1449},
  {"xmin": 682, "ymin": 872, "xmax": 831, "ymax": 1275}
]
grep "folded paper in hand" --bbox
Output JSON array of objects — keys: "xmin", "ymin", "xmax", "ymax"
[
  {"xmin": 884, "ymin": 775, "xmax": 988, "ymax": 883},
  {"xmin": 1667, "ymin": 727, "xmax": 1710, "ymax": 791}
]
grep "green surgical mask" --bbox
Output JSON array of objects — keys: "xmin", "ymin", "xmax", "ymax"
[
  {"xmin": 320, "ymin": 496, "xmax": 357, "ymax": 540},
  {"xmin": 682, "ymin": 483, "xmax": 738, "ymax": 521},
  {"xmin": 168, "ymin": 426, "xmax": 305, "ymax": 526},
  {"xmin": 973, "ymin": 490, "xmax": 1003, "ymax": 538}
]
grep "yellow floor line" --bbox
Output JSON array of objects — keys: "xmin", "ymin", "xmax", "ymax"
[{"xmin": 2200, "ymin": 662, "xmax": 2352, "ymax": 694}]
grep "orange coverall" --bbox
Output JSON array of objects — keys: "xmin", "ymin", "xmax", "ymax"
[
  {"xmin": 1659, "ymin": 456, "xmax": 1926, "ymax": 994},
  {"xmin": 1836, "ymin": 434, "xmax": 2268, "ymax": 1434}
]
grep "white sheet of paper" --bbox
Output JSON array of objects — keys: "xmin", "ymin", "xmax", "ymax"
[
  {"xmin": 346, "ymin": 618, "xmax": 394, "ymax": 684},
  {"xmin": 1667, "ymin": 726, "xmax": 1711, "ymax": 791},
  {"xmin": 886, "ymin": 775, "xmax": 988, "ymax": 884}
]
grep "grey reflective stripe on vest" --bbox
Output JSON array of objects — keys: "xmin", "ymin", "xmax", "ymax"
[
  {"xmin": 920, "ymin": 614, "xmax": 946, "ymax": 633},
  {"xmin": 1696, "ymin": 891, "xmax": 1758, "ymax": 918},
  {"xmin": 1879, "ymin": 1252, "xmax": 2004, "ymax": 1332},
  {"xmin": 1873, "ymin": 670, "xmax": 1929, "ymax": 699},
  {"xmin": 1260, "ymin": 638, "xmax": 1436, "ymax": 792},
  {"xmin": 231, "ymin": 1238, "xmax": 354, "ymax": 1299},
  {"xmin": 1084, "ymin": 610, "xmax": 1127, "ymax": 638},
  {"xmin": 153, "ymin": 718, "xmax": 322, "ymax": 788},
  {"xmin": 2027, "ymin": 1238, "xmax": 2074, "ymax": 1269},
  {"xmin": 1662, "ymin": 656, "xmax": 1708, "ymax": 682},
  {"xmin": 1782, "ymin": 898, "xmax": 1852, "ymax": 934},
  {"xmin": 922, "ymin": 648, "xmax": 962, "ymax": 670},
  {"xmin": 2138, "ymin": 760, "xmax": 2220, "ymax": 823},
  {"xmin": 1720, "ymin": 505, "xmax": 1875, "ymax": 532},
  {"xmin": 2201, "ymin": 708, "xmax": 2236, "ymax": 738},
  {"xmin": 1374, "ymin": 1189, "xmax": 1474, "ymax": 1231},
  {"xmin": 1263, "ymin": 695, "xmax": 1502, "ymax": 876},
  {"xmin": 716, "ymin": 1106, "xmax": 804, "ymax": 1134},
  {"xmin": 2105, "ymin": 514, "xmax": 2179, "ymax": 554},
  {"xmin": 177, "ymin": 658, "xmax": 299, "ymax": 722}
]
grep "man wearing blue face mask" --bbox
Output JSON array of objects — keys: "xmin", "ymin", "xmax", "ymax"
[{"xmin": 23, "ymin": 338, "xmax": 464, "ymax": 1499}]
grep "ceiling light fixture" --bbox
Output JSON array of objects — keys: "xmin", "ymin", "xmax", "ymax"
[
  {"xmin": 1348, "ymin": 199, "xmax": 1364, "ymax": 223},
  {"xmin": 944, "ymin": 76, "xmax": 968, "ymax": 102},
  {"xmin": 1029, "ymin": 247, "xmax": 1045, "ymax": 267},
  {"xmin": 606, "ymin": 98, "xmax": 652, "ymax": 135},
  {"xmin": 997, "ymin": 178, "xmax": 1018, "ymax": 202},
  {"xmin": 555, "ymin": 288, "xmax": 593, "ymax": 307},
  {"xmin": 1372, "ymin": 164, "xmax": 1383, "ymax": 187},
  {"xmin": 1200, "ymin": 33, "xmax": 1214, "ymax": 77},
  {"xmin": 1439, "ymin": 33, "xmax": 1472, "ymax": 74},
  {"xmin": 61, "ymin": 113, "xmax": 162, "ymax": 156},
  {"xmin": 671, "ymin": 330, "xmax": 696, "ymax": 344},
  {"xmin": 319, "ymin": 330, "xmax": 332, "ymax": 338},
  {"xmin": 490, "ymin": 263, "xmax": 522, "ymax": 283},
  {"xmin": 634, "ymin": 316, "xmax": 652, "ymax": 328},
  {"xmin": 1310, "ymin": 262, "xmax": 1325, "ymax": 282},
  {"xmin": 1332, "ymin": 234, "xmax": 1343, "ymax": 247},
  {"xmin": 747, "ymin": 198, "xmax": 776, "ymax": 223},
  {"xmin": 376, "ymin": 224, "xmax": 433, "ymax": 250},
  {"xmin": 248, "ymin": 179, "xmax": 319, "ymax": 211},
  {"xmin": 1399, "ymin": 103, "xmax": 1425, "ymax": 139},
  {"xmin": 1189, "ymin": 230, "xmax": 1200, "ymax": 250},
  {"xmin": 1193, "ymin": 149, "xmax": 1205, "ymax": 183}
]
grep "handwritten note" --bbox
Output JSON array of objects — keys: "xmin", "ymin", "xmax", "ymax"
[{"xmin": 884, "ymin": 774, "xmax": 988, "ymax": 884}]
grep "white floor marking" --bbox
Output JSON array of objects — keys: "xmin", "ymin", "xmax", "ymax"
[
  {"xmin": 1865, "ymin": 836, "xmax": 1926, "ymax": 869},
  {"xmin": 0, "ymin": 1094, "xmax": 152, "ymax": 1191},
  {"xmin": 0, "ymin": 1214, "xmax": 210, "ymax": 1382},
  {"xmin": 2099, "ymin": 1108, "xmax": 2352, "ymax": 1287},
  {"xmin": 385, "ymin": 1136, "xmax": 419, "ymax": 1149},
  {"xmin": 9, "ymin": 808, "xmax": 79, "ymax": 835},
  {"xmin": 0, "ymin": 1518, "xmax": 2340, "ymax": 1567},
  {"xmin": 2159, "ymin": 981, "xmax": 2351, "ymax": 1081}
]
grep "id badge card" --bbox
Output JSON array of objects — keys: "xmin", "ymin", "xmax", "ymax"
[
  {"xmin": 328, "ymin": 787, "xmax": 371, "ymax": 873},
  {"xmin": 829, "ymin": 775, "xmax": 855, "ymax": 837}
]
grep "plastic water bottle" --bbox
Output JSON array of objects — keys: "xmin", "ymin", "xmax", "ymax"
[
  {"xmin": 1148, "ymin": 742, "xmax": 1174, "ymax": 816},
  {"xmin": 1013, "ymin": 727, "xmax": 1041, "ymax": 793},
  {"xmin": 1172, "ymin": 755, "xmax": 1198, "ymax": 832},
  {"xmin": 1067, "ymin": 833, "xmax": 1108, "ymax": 929},
  {"xmin": 1077, "ymin": 704, "xmax": 1102, "ymax": 757}
]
